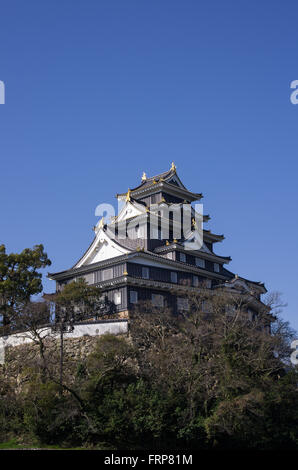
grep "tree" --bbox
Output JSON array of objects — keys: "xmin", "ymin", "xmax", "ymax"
[
  {"xmin": 0, "ymin": 244, "xmax": 51, "ymax": 329},
  {"xmin": 1, "ymin": 281, "xmax": 297, "ymax": 449},
  {"xmin": 52, "ymin": 279, "xmax": 116, "ymax": 393},
  {"xmin": 129, "ymin": 289, "xmax": 298, "ymax": 448},
  {"xmin": 12, "ymin": 300, "xmax": 53, "ymax": 381}
]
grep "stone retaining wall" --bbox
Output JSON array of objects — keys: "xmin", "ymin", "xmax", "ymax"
[{"xmin": 0, "ymin": 319, "xmax": 129, "ymax": 365}]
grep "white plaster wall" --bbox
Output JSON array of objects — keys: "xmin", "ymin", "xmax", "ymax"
[{"xmin": 91, "ymin": 241, "xmax": 127, "ymax": 264}]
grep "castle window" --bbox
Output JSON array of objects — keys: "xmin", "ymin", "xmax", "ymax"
[
  {"xmin": 170, "ymin": 272, "xmax": 177, "ymax": 283},
  {"xmin": 102, "ymin": 268, "xmax": 113, "ymax": 281},
  {"xmin": 152, "ymin": 294, "xmax": 164, "ymax": 307},
  {"xmin": 193, "ymin": 275, "xmax": 199, "ymax": 287},
  {"xmin": 214, "ymin": 263, "xmax": 220, "ymax": 273},
  {"xmin": 166, "ymin": 252, "xmax": 173, "ymax": 260},
  {"xmin": 130, "ymin": 290, "xmax": 138, "ymax": 304},
  {"xmin": 114, "ymin": 291, "xmax": 121, "ymax": 305},
  {"xmin": 80, "ymin": 272, "xmax": 94, "ymax": 284},
  {"xmin": 142, "ymin": 267, "xmax": 150, "ymax": 279},
  {"xmin": 204, "ymin": 279, "xmax": 212, "ymax": 289},
  {"xmin": 195, "ymin": 257, "xmax": 205, "ymax": 268},
  {"xmin": 179, "ymin": 252, "xmax": 186, "ymax": 262},
  {"xmin": 177, "ymin": 297, "xmax": 189, "ymax": 312}
]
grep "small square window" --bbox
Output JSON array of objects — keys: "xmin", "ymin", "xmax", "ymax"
[
  {"xmin": 177, "ymin": 297, "xmax": 189, "ymax": 312},
  {"xmin": 195, "ymin": 258, "xmax": 205, "ymax": 268},
  {"xmin": 214, "ymin": 263, "xmax": 220, "ymax": 273},
  {"xmin": 180, "ymin": 252, "xmax": 186, "ymax": 262},
  {"xmin": 142, "ymin": 267, "xmax": 150, "ymax": 279},
  {"xmin": 102, "ymin": 268, "xmax": 113, "ymax": 281},
  {"xmin": 170, "ymin": 272, "xmax": 177, "ymax": 283},
  {"xmin": 130, "ymin": 290, "xmax": 138, "ymax": 304},
  {"xmin": 152, "ymin": 294, "xmax": 164, "ymax": 307},
  {"xmin": 114, "ymin": 291, "xmax": 121, "ymax": 305}
]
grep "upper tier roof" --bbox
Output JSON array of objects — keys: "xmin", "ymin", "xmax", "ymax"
[{"xmin": 116, "ymin": 163, "xmax": 203, "ymax": 202}]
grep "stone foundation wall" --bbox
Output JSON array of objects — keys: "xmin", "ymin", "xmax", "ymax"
[
  {"xmin": 0, "ymin": 319, "xmax": 129, "ymax": 364},
  {"xmin": 0, "ymin": 333, "xmax": 128, "ymax": 389},
  {"xmin": 0, "ymin": 320, "xmax": 129, "ymax": 387}
]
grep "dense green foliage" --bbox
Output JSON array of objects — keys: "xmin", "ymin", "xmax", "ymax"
[
  {"xmin": 0, "ymin": 244, "xmax": 51, "ymax": 328},
  {"xmin": 0, "ymin": 245, "xmax": 297, "ymax": 449},
  {"xmin": 0, "ymin": 306, "xmax": 298, "ymax": 450}
]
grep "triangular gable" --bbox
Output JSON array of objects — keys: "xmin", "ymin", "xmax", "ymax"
[
  {"xmin": 74, "ymin": 229, "xmax": 130, "ymax": 268},
  {"xmin": 115, "ymin": 200, "xmax": 146, "ymax": 223},
  {"xmin": 166, "ymin": 172, "xmax": 187, "ymax": 190}
]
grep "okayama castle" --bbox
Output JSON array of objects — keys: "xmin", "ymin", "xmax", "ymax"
[{"xmin": 48, "ymin": 163, "xmax": 267, "ymax": 320}]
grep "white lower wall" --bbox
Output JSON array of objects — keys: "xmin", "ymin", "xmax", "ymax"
[{"xmin": 0, "ymin": 320, "xmax": 128, "ymax": 364}]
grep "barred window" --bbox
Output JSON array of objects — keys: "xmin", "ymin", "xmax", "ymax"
[
  {"xmin": 142, "ymin": 267, "xmax": 150, "ymax": 279},
  {"xmin": 195, "ymin": 257, "xmax": 205, "ymax": 268},
  {"xmin": 114, "ymin": 291, "xmax": 122, "ymax": 305},
  {"xmin": 102, "ymin": 268, "xmax": 113, "ymax": 281},
  {"xmin": 152, "ymin": 294, "xmax": 164, "ymax": 307},
  {"xmin": 214, "ymin": 263, "xmax": 220, "ymax": 273},
  {"xmin": 130, "ymin": 290, "xmax": 138, "ymax": 304},
  {"xmin": 177, "ymin": 297, "xmax": 189, "ymax": 312}
]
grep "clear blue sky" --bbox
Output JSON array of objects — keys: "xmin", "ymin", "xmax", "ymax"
[{"xmin": 0, "ymin": 1, "xmax": 297, "ymax": 329}]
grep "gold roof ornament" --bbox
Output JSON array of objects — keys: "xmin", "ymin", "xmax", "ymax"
[
  {"xmin": 98, "ymin": 217, "xmax": 105, "ymax": 229},
  {"xmin": 123, "ymin": 270, "xmax": 128, "ymax": 276},
  {"xmin": 192, "ymin": 217, "xmax": 197, "ymax": 228},
  {"xmin": 142, "ymin": 172, "xmax": 147, "ymax": 182},
  {"xmin": 173, "ymin": 238, "xmax": 178, "ymax": 243},
  {"xmin": 153, "ymin": 179, "xmax": 157, "ymax": 184},
  {"xmin": 126, "ymin": 188, "xmax": 131, "ymax": 202},
  {"xmin": 166, "ymin": 240, "xmax": 169, "ymax": 246},
  {"xmin": 161, "ymin": 196, "xmax": 166, "ymax": 203},
  {"xmin": 171, "ymin": 161, "xmax": 176, "ymax": 172}
]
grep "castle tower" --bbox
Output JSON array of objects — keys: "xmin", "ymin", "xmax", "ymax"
[{"xmin": 48, "ymin": 164, "xmax": 267, "ymax": 318}]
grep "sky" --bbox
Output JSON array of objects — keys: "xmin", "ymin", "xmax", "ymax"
[{"xmin": 0, "ymin": 1, "xmax": 297, "ymax": 330}]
